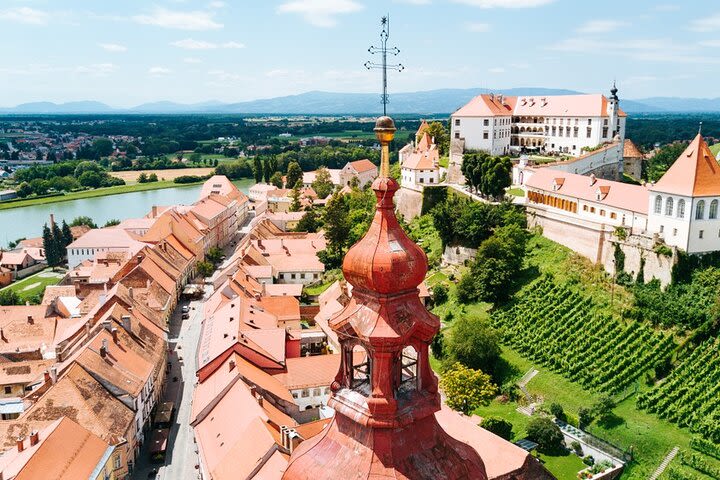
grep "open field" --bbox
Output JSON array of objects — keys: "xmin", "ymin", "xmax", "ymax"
[
  {"xmin": 109, "ymin": 167, "xmax": 214, "ymax": 184},
  {"xmin": 0, "ymin": 268, "xmax": 63, "ymax": 302},
  {"xmin": 0, "ymin": 180, "xmax": 204, "ymax": 211},
  {"xmin": 710, "ymin": 143, "xmax": 720, "ymax": 156}
]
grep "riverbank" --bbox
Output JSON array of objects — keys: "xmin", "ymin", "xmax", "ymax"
[{"xmin": 0, "ymin": 180, "xmax": 204, "ymax": 211}]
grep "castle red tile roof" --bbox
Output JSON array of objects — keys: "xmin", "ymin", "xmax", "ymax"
[
  {"xmin": 650, "ymin": 134, "xmax": 720, "ymax": 197},
  {"xmin": 454, "ymin": 93, "xmax": 627, "ymax": 118},
  {"xmin": 623, "ymin": 139, "xmax": 643, "ymax": 159},
  {"xmin": 348, "ymin": 159, "xmax": 377, "ymax": 173},
  {"xmin": 453, "ymin": 94, "xmax": 516, "ymax": 117}
]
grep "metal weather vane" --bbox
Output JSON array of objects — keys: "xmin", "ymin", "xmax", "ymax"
[{"xmin": 364, "ymin": 15, "xmax": 404, "ymax": 116}]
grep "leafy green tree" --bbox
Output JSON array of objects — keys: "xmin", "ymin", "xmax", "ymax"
[
  {"xmin": 295, "ymin": 209, "xmax": 319, "ymax": 233},
  {"xmin": 445, "ymin": 314, "xmax": 501, "ymax": 375},
  {"xmin": 254, "ymin": 157, "xmax": 263, "ymax": 183},
  {"xmin": 311, "ymin": 167, "xmax": 334, "ymax": 199},
  {"xmin": 29, "ymin": 178, "xmax": 50, "ymax": 196},
  {"xmin": 431, "ymin": 331, "xmax": 445, "ymax": 359},
  {"xmin": 79, "ymin": 171, "xmax": 103, "ymax": 188},
  {"xmin": 526, "ymin": 417, "xmax": 564, "ymax": 453},
  {"xmin": 16, "ymin": 182, "xmax": 32, "ymax": 198},
  {"xmin": 440, "ymin": 362, "xmax": 497, "ymax": 415},
  {"xmin": 70, "ymin": 216, "xmax": 97, "ymax": 228},
  {"xmin": 196, "ymin": 260, "xmax": 214, "ymax": 278},
  {"xmin": 593, "ymin": 395, "xmax": 616, "ymax": 423},
  {"xmin": 462, "ymin": 152, "xmax": 512, "ymax": 199},
  {"xmin": 432, "ymin": 283, "xmax": 448, "ymax": 305},
  {"xmin": 103, "ymin": 219, "xmax": 121, "ymax": 227},
  {"xmin": 148, "ymin": 173, "xmax": 158, "ymax": 182},
  {"xmin": 481, "ymin": 417, "xmax": 513, "ymax": 440},
  {"xmin": 137, "ymin": 172, "xmax": 149, "ymax": 183},
  {"xmin": 286, "ymin": 161, "xmax": 303, "ymax": 190},
  {"xmin": 0, "ymin": 289, "xmax": 21, "ymax": 306},
  {"xmin": 269, "ymin": 171, "xmax": 284, "ymax": 189},
  {"xmin": 92, "ymin": 138, "xmax": 114, "ymax": 158},
  {"xmin": 73, "ymin": 160, "xmax": 103, "ymax": 178},
  {"xmin": 578, "ymin": 407, "xmax": 594, "ymax": 428},
  {"xmin": 426, "ymin": 121, "xmax": 450, "ymax": 156},
  {"xmin": 206, "ymin": 247, "xmax": 224, "ymax": 265},
  {"xmin": 458, "ymin": 224, "xmax": 528, "ymax": 303},
  {"xmin": 323, "ymin": 191, "xmax": 350, "ymax": 254},
  {"xmin": 190, "ymin": 152, "xmax": 202, "ymax": 163}
]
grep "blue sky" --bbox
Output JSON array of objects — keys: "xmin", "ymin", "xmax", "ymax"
[{"xmin": 0, "ymin": 0, "xmax": 718, "ymax": 106}]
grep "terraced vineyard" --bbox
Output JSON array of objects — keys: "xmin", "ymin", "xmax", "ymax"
[
  {"xmin": 492, "ymin": 276, "xmax": 675, "ymax": 395},
  {"xmin": 638, "ymin": 339, "xmax": 720, "ymax": 443}
]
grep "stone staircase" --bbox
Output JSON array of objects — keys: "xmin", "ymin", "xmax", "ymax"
[{"xmin": 649, "ymin": 446, "xmax": 679, "ymax": 480}]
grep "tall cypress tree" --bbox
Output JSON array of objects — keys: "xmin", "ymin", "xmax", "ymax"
[
  {"xmin": 61, "ymin": 220, "xmax": 73, "ymax": 247},
  {"xmin": 253, "ymin": 157, "xmax": 263, "ymax": 183},
  {"xmin": 263, "ymin": 157, "xmax": 271, "ymax": 183},
  {"xmin": 42, "ymin": 224, "xmax": 61, "ymax": 268}
]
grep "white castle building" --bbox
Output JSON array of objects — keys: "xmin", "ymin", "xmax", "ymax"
[
  {"xmin": 450, "ymin": 85, "xmax": 626, "ymax": 157},
  {"xmin": 520, "ymin": 134, "xmax": 720, "ymax": 284}
]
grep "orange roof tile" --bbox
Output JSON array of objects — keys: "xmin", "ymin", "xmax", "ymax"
[
  {"xmin": 623, "ymin": 139, "xmax": 643, "ymax": 159},
  {"xmin": 651, "ymin": 134, "xmax": 720, "ymax": 197},
  {"xmin": 272, "ymin": 354, "xmax": 341, "ymax": 390},
  {"xmin": 349, "ymin": 159, "xmax": 377, "ymax": 173},
  {"xmin": 453, "ymin": 94, "xmax": 515, "ymax": 117}
]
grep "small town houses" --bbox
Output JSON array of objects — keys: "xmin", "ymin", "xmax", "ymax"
[{"xmin": 0, "ymin": 175, "xmax": 248, "ymax": 479}]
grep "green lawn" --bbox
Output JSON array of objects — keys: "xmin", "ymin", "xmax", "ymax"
[
  {"xmin": 507, "ymin": 187, "xmax": 525, "ymax": 197},
  {"xmin": 304, "ymin": 281, "xmax": 334, "ymax": 296},
  {"xmin": 537, "ymin": 452, "xmax": 588, "ymax": 480},
  {"xmin": 0, "ymin": 268, "xmax": 64, "ymax": 302},
  {"xmin": 439, "ymin": 156, "xmax": 449, "ymax": 168},
  {"xmin": 709, "ymin": 143, "xmax": 720, "ymax": 156},
  {"xmin": 0, "ymin": 180, "xmax": 204, "ymax": 211}
]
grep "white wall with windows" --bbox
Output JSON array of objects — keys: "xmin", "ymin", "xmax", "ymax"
[
  {"xmin": 277, "ymin": 271, "xmax": 322, "ymax": 285},
  {"xmin": 647, "ymin": 192, "xmax": 720, "ymax": 253},
  {"xmin": 450, "ymin": 116, "xmax": 511, "ymax": 156},
  {"xmin": 291, "ymin": 385, "xmax": 331, "ymax": 410},
  {"xmin": 400, "ymin": 167, "xmax": 440, "ymax": 191}
]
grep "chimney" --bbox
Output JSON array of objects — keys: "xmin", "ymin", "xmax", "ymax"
[
  {"xmin": 27, "ymin": 315, "xmax": 33, "ymax": 325},
  {"xmin": 280, "ymin": 426, "xmax": 289, "ymax": 450},
  {"xmin": 0, "ymin": 328, "xmax": 5, "ymax": 342},
  {"xmin": 29, "ymin": 431, "xmax": 39, "ymax": 447},
  {"xmin": 16, "ymin": 437, "xmax": 24, "ymax": 453},
  {"xmin": 100, "ymin": 338, "xmax": 108, "ymax": 358},
  {"xmin": 287, "ymin": 429, "xmax": 299, "ymax": 453},
  {"xmin": 229, "ymin": 359, "xmax": 236, "ymax": 371},
  {"xmin": 128, "ymin": 287, "xmax": 133, "ymax": 299},
  {"xmin": 111, "ymin": 328, "xmax": 119, "ymax": 344},
  {"xmin": 146, "ymin": 278, "xmax": 151, "ymax": 289},
  {"xmin": 49, "ymin": 214, "xmax": 55, "ymax": 229},
  {"xmin": 152, "ymin": 205, "xmax": 158, "ymax": 218},
  {"xmin": 103, "ymin": 282, "xmax": 108, "ymax": 295},
  {"xmin": 49, "ymin": 366, "xmax": 57, "ymax": 384},
  {"xmin": 136, "ymin": 255, "xmax": 142, "ymax": 265},
  {"xmin": 589, "ymin": 173, "xmax": 597, "ymax": 186},
  {"xmin": 44, "ymin": 370, "xmax": 51, "ymax": 384},
  {"xmin": 121, "ymin": 315, "xmax": 132, "ymax": 332},
  {"xmin": 85, "ymin": 321, "xmax": 91, "ymax": 337}
]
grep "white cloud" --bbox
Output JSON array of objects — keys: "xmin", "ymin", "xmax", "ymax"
[
  {"xmin": 654, "ymin": 4, "xmax": 679, "ymax": 11},
  {"xmin": 75, "ymin": 63, "xmax": 117, "ymax": 76},
  {"xmin": 0, "ymin": 7, "xmax": 49, "ymax": 25},
  {"xmin": 465, "ymin": 22, "xmax": 490, "ymax": 32},
  {"xmin": 149, "ymin": 66, "xmax": 172, "ymax": 76},
  {"xmin": 183, "ymin": 57, "xmax": 202, "ymax": 64},
  {"xmin": 690, "ymin": 14, "xmax": 720, "ymax": 32},
  {"xmin": 394, "ymin": 0, "xmax": 431, "ymax": 4},
  {"xmin": 171, "ymin": 38, "xmax": 245, "ymax": 49},
  {"xmin": 208, "ymin": 1, "xmax": 226, "ymax": 7},
  {"xmin": 453, "ymin": 0, "xmax": 554, "ymax": 8},
  {"xmin": 98, "ymin": 43, "xmax": 127, "ymax": 52},
  {"xmin": 277, "ymin": 0, "xmax": 363, "ymax": 27},
  {"xmin": 548, "ymin": 37, "xmax": 720, "ymax": 64},
  {"xmin": 699, "ymin": 39, "xmax": 720, "ymax": 47},
  {"xmin": 266, "ymin": 69, "xmax": 290, "ymax": 78},
  {"xmin": 488, "ymin": 67, "xmax": 505, "ymax": 73},
  {"xmin": 133, "ymin": 7, "xmax": 222, "ymax": 30},
  {"xmin": 575, "ymin": 20, "xmax": 628, "ymax": 34}
]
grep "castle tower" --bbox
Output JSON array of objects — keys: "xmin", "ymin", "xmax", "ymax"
[
  {"xmin": 281, "ymin": 117, "xmax": 488, "ymax": 479},
  {"xmin": 608, "ymin": 82, "xmax": 620, "ymax": 137}
]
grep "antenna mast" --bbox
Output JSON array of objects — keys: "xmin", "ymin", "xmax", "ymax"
[{"xmin": 364, "ymin": 15, "xmax": 404, "ymax": 116}]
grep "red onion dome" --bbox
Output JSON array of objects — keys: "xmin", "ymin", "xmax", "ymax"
[{"xmin": 341, "ymin": 175, "xmax": 428, "ymax": 295}]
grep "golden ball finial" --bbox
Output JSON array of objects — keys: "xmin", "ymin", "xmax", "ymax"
[{"xmin": 374, "ymin": 116, "xmax": 396, "ymax": 144}]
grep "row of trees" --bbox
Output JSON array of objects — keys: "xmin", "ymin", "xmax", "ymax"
[
  {"xmin": 461, "ymin": 152, "xmax": 512, "ymax": 199},
  {"xmin": 13, "ymin": 161, "xmax": 125, "ymax": 198},
  {"xmin": 42, "ymin": 220, "xmax": 73, "ymax": 268}
]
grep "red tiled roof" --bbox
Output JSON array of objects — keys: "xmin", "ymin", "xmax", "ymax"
[
  {"xmin": 650, "ymin": 134, "xmax": 720, "ymax": 197},
  {"xmin": 623, "ymin": 139, "xmax": 643, "ymax": 158},
  {"xmin": 349, "ymin": 159, "xmax": 377, "ymax": 173}
]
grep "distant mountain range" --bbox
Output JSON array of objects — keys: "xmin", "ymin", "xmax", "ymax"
[{"xmin": 1, "ymin": 88, "xmax": 717, "ymax": 115}]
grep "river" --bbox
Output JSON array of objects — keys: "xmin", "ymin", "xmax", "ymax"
[{"xmin": 0, "ymin": 178, "xmax": 254, "ymax": 245}]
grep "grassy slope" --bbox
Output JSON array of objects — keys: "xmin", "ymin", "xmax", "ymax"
[
  {"xmin": 417, "ymin": 221, "xmax": 714, "ymax": 480},
  {"xmin": 0, "ymin": 180, "xmax": 204, "ymax": 211},
  {"xmin": 0, "ymin": 268, "xmax": 62, "ymax": 302},
  {"xmin": 709, "ymin": 143, "xmax": 720, "ymax": 156}
]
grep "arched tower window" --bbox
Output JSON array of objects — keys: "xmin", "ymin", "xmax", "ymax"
[
  {"xmin": 696, "ymin": 200, "xmax": 705, "ymax": 220},
  {"xmin": 677, "ymin": 199, "xmax": 685, "ymax": 219},
  {"xmin": 654, "ymin": 195, "xmax": 662, "ymax": 214},
  {"xmin": 710, "ymin": 200, "xmax": 718, "ymax": 220},
  {"xmin": 665, "ymin": 197, "xmax": 674, "ymax": 216},
  {"xmin": 350, "ymin": 344, "xmax": 371, "ymax": 396}
]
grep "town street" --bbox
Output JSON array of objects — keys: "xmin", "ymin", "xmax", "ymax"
[{"xmin": 132, "ymin": 288, "xmax": 208, "ymax": 480}]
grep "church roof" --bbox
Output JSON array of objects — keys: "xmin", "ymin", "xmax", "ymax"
[{"xmin": 650, "ymin": 134, "xmax": 720, "ymax": 197}]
